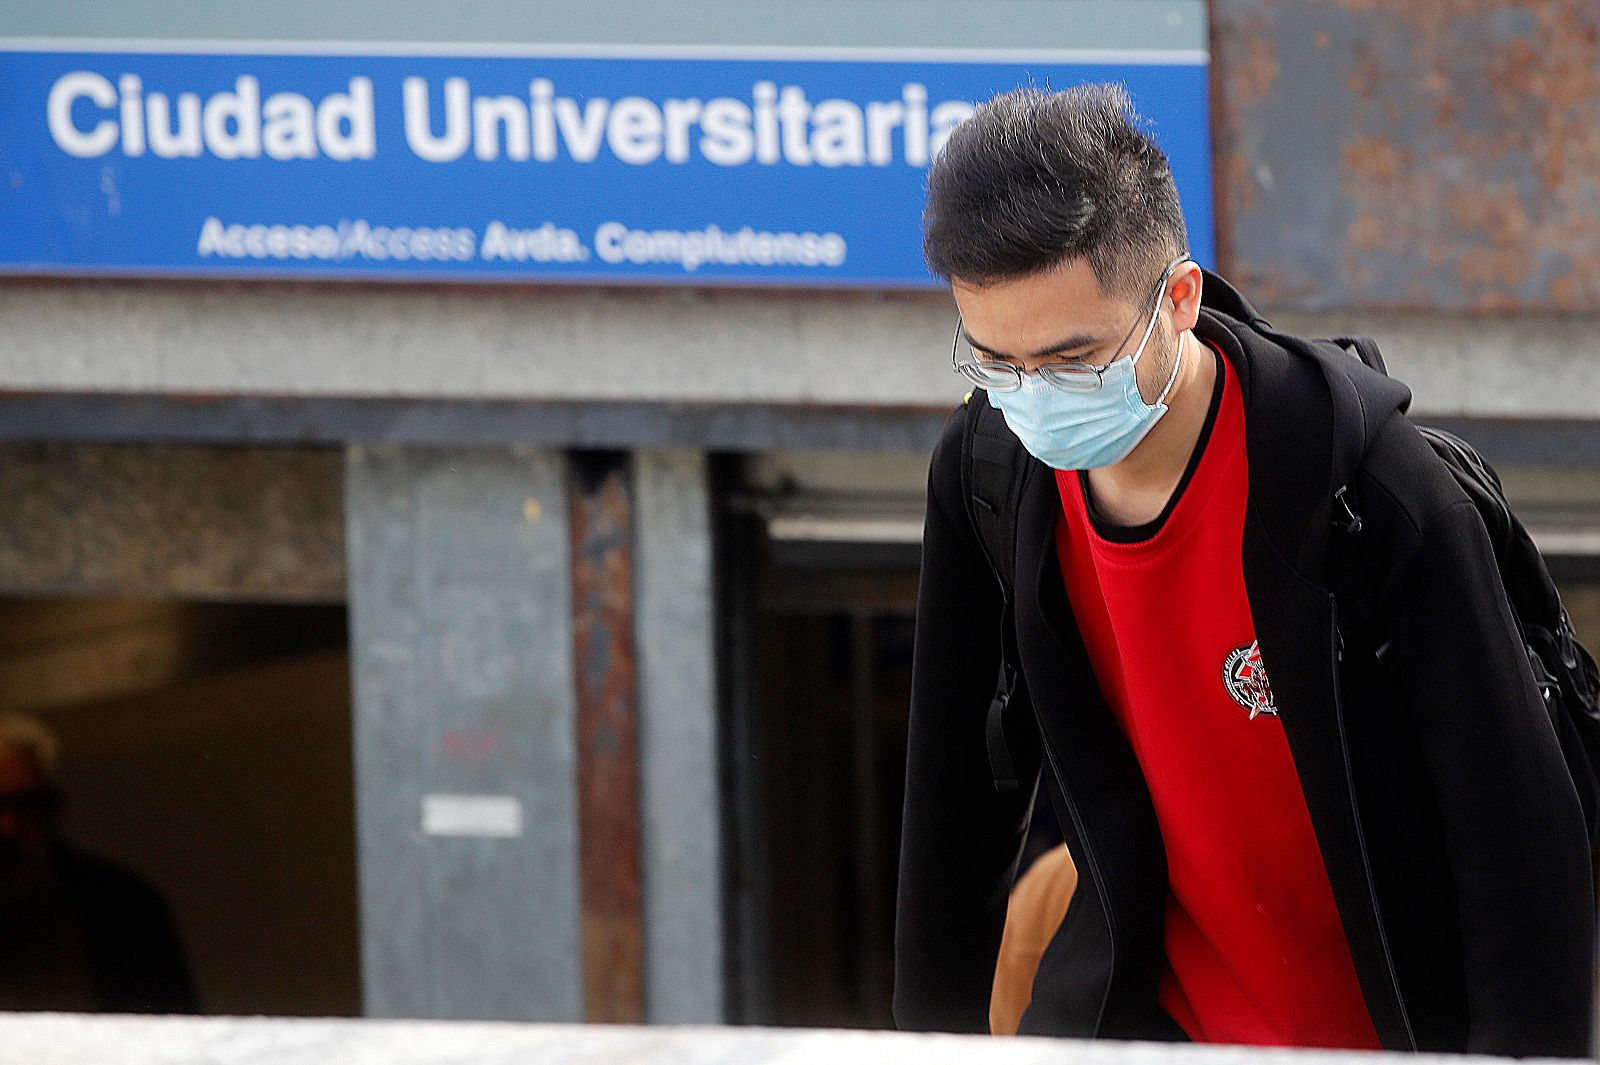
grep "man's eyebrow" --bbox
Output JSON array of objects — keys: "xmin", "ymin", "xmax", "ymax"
[{"xmin": 961, "ymin": 327, "xmax": 1104, "ymax": 361}]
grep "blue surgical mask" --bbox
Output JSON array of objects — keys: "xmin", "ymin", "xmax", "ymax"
[{"xmin": 990, "ymin": 323, "xmax": 1185, "ymax": 471}]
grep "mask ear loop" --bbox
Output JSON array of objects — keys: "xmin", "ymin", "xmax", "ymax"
[
  {"xmin": 1139, "ymin": 255, "xmax": 1190, "ymax": 407},
  {"xmin": 1152, "ymin": 325, "xmax": 1186, "ymax": 408},
  {"xmin": 1134, "ymin": 255, "xmax": 1189, "ymax": 408}
]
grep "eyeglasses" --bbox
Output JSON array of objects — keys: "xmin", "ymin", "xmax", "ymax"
[{"xmin": 950, "ymin": 255, "xmax": 1189, "ymax": 393}]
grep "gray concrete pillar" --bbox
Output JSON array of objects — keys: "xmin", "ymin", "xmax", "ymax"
[
  {"xmin": 634, "ymin": 449, "xmax": 725, "ymax": 1023},
  {"xmin": 345, "ymin": 445, "xmax": 582, "ymax": 1021}
]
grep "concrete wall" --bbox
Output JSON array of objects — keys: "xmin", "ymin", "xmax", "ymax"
[
  {"xmin": 0, "ymin": 442, "xmax": 343, "ymax": 601},
  {"xmin": 0, "ymin": 282, "xmax": 1596, "ymax": 423}
]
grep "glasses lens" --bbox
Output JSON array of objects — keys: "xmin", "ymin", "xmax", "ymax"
[
  {"xmin": 1038, "ymin": 364, "xmax": 1105, "ymax": 393},
  {"xmin": 956, "ymin": 360, "xmax": 1022, "ymax": 391}
]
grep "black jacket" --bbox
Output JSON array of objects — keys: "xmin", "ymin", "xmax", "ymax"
[
  {"xmin": 893, "ymin": 272, "xmax": 1595, "ymax": 1056},
  {"xmin": 58, "ymin": 843, "xmax": 199, "ymax": 1014}
]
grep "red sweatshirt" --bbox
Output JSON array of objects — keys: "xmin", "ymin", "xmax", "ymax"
[{"xmin": 1053, "ymin": 344, "xmax": 1380, "ymax": 1049}]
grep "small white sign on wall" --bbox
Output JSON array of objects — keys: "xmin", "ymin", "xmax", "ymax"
[{"xmin": 421, "ymin": 794, "xmax": 524, "ymax": 838}]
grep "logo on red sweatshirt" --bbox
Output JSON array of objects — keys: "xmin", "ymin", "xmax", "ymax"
[{"xmin": 1224, "ymin": 641, "xmax": 1278, "ymax": 720}]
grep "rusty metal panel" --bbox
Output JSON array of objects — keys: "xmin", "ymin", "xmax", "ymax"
[
  {"xmin": 568, "ymin": 451, "xmax": 646, "ymax": 1024},
  {"xmin": 0, "ymin": 442, "xmax": 343, "ymax": 601},
  {"xmin": 1212, "ymin": 0, "xmax": 1600, "ymax": 312}
]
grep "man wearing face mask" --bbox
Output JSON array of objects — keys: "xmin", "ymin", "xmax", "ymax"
[{"xmin": 893, "ymin": 85, "xmax": 1593, "ymax": 1056}]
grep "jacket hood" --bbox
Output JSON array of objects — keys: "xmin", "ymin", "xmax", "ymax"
[{"xmin": 1198, "ymin": 268, "xmax": 1414, "ymax": 430}]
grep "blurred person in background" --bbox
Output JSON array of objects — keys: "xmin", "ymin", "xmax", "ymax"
[
  {"xmin": 0, "ymin": 715, "xmax": 196, "ymax": 1013},
  {"xmin": 894, "ymin": 85, "xmax": 1593, "ymax": 1056}
]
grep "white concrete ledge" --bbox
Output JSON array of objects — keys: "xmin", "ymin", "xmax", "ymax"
[
  {"xmin": 1, "ymin": 281, "xmax": 1597, "ymax": 420},
  {"xmin": 0, "ymin": 1014, "xmax": 1570, "ymax": 1065}
]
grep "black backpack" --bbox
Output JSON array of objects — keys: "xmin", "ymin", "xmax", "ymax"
[
  {"xmin": 1316, "ymin": 334, "xmax": 1600, "ymax": 852},
  {"xmin": 958, "ymin": 336, "xmax": 1600, "ymax": 853}
]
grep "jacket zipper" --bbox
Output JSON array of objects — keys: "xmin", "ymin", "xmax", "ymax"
[
  {"xmin": 1330, "ymin": 599, "xmax": 1419, "ymax": 1051},
  {"xmin": 1035, "ymin": 717, "xmax": 1118, "ymax": 1037}
]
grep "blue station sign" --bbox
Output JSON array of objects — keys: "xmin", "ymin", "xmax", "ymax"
[{"xmin": 0, "ymin": 41, "xmax": 1213, "ymax": 287}]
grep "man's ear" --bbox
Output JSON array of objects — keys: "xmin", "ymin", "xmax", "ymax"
[{"xmin": 1168, "ymin": 261, "xmax": 1204, "ymax": 333}]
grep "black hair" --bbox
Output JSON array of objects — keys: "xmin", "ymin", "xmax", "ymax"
[{"xmin": 922, "ymin": 84, "xmax": 1188, "ymax": 297}]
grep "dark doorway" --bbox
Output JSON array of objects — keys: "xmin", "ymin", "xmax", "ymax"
[
  {"xmin": 0, "ymin": 596, "xmax": 359, "ymax": 1016},
  {"xmin": 753, "ymin": 606, "xmax": 914, "ymax": 1029},
  {"xmin": 717, "ymin": 474, "xmax": 920, "ymax": 1029}
]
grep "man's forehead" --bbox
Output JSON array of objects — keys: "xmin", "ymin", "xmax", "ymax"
[
  {"xmin": 953, "ymin": 258, "xmax": 1123, "ymax": 314},
  {"xmin": 952, "ymin": 264, "xmax": 1128, "ymax": 353}
]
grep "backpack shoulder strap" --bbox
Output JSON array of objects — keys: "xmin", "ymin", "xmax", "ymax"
[
  {"xmin": 1298, "ymin": 334, "xmax": 1389, "ymax": 633},
  {"xmin": 1312, "ymin": 335, "xmax": 1384, "ymax": 494},
  {"xmin": 958, "ymin": 389, "xmax": 1035, "ymax": 792},
  {"xmin": 960, "ymin": 388, "xmax": 1026, "ymax": 604},
  {"xmin": 1328, "ymin": 334, "xmax": 1388, "ymax": 376},
  {"xmin": 1234, "ymin": 318, "xmax": 1385, "ymax": 498}
]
